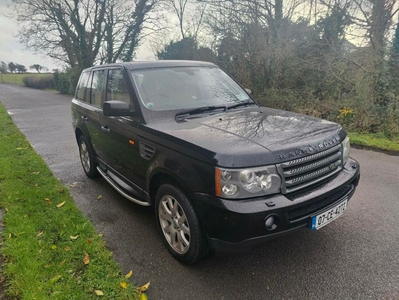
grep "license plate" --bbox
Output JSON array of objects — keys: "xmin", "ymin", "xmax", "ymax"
[{"xmin": 311, "ymin": 199, "xmax": 348, "ymax": 230}]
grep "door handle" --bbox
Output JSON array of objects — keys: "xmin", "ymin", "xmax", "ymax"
[
  {"xmin": 81, "ymin": 116, "xmax": 88, "ymax": 122},
  {"xmin": 101, "ymin": 126, "xmax": 110, "ymax": 133}
]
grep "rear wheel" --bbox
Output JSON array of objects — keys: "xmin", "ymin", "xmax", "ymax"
[
  {"xmin": 155, "ymin": 184, "xmax": 206, "ymax": 264},
  {"xmin": 78, "ymin": 135, "xmax": 99, "ymax": 178}
]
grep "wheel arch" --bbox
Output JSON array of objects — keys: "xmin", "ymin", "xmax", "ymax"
[
  {"xmin": 75, "ymin": 128, "xmax": 84, "ymax": 144},
  {"xmin": 148, "ymin": 169, "xmax": 191, "ymax": 206}
]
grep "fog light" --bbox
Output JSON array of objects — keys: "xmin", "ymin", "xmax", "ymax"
[
  {"xmin": 265, "ymin": 215, "xmax": 278, "ymax": 231},
  {"xmin": 222, "ymin": 184, "xmax": 238, "ymax": 196}
]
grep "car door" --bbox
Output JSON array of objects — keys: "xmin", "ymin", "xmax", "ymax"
[
  {"xmin": 99, "ymin": 67, "xmax": 145, "ymax": 190},
  {"xmin": 84, "ymin": 69, "xmax": 106, "ymax": 159},
  {"xmin": 72, "ymin": 70, "xmax": 91, "ymax": 134}
]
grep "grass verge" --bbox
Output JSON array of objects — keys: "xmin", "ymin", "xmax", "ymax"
[
  {"xmin": 0, "ymin": 103, "xmax": 146, "ymax": 299},
  {"xmin": 348, "ymin": 132, "xmax": 399, "ymax": 153}
]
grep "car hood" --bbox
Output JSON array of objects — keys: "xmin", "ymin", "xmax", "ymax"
[{"xmin": 144, "ymin": 107, "xmax": 345, "ymax": 167}]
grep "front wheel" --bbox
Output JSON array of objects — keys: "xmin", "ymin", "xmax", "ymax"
[
  {"xmin": 78, "ymin": 135, "xmax": 99, "ymax": 178},
  {"xmin": 155, "ymin": 184, "xmax": 207, "ymax": 264}
]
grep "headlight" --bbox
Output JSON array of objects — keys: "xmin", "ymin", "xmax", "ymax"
[
  {"xmin": 342, "ymin": 136, "xmax": 350, "ymax": 165},
  {"xmin": 216, "ymin": 166, "xmax": 282, "ymax": 198}
]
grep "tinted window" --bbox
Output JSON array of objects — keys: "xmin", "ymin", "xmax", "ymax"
[
  {"xmin": 106, "ymin": 69, "xmax": 130, "ymax": 105},
  {"xmin": 90, "ymin": 70, "xmax": 104, "ymax": 108},
  {"xmin": 75, "ymin": 72, "xmax": 90, "ymax": 101}
]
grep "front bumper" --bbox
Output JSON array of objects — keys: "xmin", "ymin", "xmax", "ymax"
[{"xmin": 192, "ymin": 157, "xmax": 360, "ymax": 251}]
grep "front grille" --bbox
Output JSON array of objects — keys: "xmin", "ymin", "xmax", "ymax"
[
  {"xmin": 286, "ymin": 184, "xmax": 353, "ymax": 221},
  {"xmin": 279, "ymin": 144, "xmax": 342, "ymax": 194}
]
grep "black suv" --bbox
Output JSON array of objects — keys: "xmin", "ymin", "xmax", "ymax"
[{"xmin": 72, "ymin": 61, "xmax": 360, "ymax": 264}]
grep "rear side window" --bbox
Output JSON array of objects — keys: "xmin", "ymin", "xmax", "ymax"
[
  {"xmin": 106, "ymin": 69, "xmax": 131, "ymax": 106},
  {"xmin": 75, "ymin": 72, "xmax": 90, "ymax": 101},
  {"xmin": 90, "ymin": 70, "xmax": 105, "ymax": 108}
]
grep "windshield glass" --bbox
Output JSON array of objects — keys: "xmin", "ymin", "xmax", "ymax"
[{"xmin": 130, "ymin": 67, "xmax": 252, "ymax": 111}]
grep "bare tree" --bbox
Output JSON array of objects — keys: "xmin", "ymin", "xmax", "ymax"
[
  {"xmin": 29, "ymin": 64, "xmax": 43, "ymax": 73},
  {"xmin": 15, "ymin": 64, "xmax": 27, "ymax": 73},
  {"xmin": 8, "ymin": 62, "xmax": 16, "ymax": 73},
  {"xmin": 12, "ymin": 0, "xmax": 163, "ymax": 68},
  {"xmin": 0, "ymin": 61, "xmax": 7, "ymax": 74},
  {"xmin": 167, "ymin": 0, "xmax": 208, "ymax": 41}
]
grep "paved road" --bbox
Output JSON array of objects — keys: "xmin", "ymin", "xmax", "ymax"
[{"xmin": 1, "ymin": 84, "xmax": 398, "ymax": 300}]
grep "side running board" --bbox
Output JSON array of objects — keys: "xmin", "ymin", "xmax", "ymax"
[{"xmin": 96, "ymin": 167, "xmax": 150, "ymax": 207}]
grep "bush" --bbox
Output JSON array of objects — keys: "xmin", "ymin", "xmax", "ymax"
[
  {"xmin": 53, "ymin": 67, "xmax": 81, "ymax": 95},
  {"xmin": 58, "ymin": 73, "xmax": 70, "ymax": 94},
  {"xmin": 22, "ymin": 75, "xmax": 55, "ymax": 90},
  {"xmin": 53, "ymin": 69, "xmax": 70, "ymax": 94},
  {"xmin": 255, "ymin": 88, "xmax": 399, "ymax": 137}
]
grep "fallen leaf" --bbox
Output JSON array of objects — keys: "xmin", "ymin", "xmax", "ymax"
[
  {"xmin": 8, "ymin": 233, "xmax": 11, "ymax": 239},
  {"xmin": 137, "ymin": 282, "xmax": 150, "ymax": 293},
  {"xmin": 84, "ymin": 253, "xmax": 90, "ymax": 265},
  {"xmin": 32, "ymin": 171, "xmax": 40, "ymax": 175},
  {"xmin": 51, "ymin": 245, "xmax": 57, "ymax": 250},
  {"xmin": 36, "ymin": 231, "xmax": 44, "ymax": 237},
  {"xmin": 140, "ymin": 293, "xmax": 148, "ymax": 300},
  {"xmin": 98, "ymin": 233, "xmax": 103, "ymax": 237},
  {"xmin": 44, "ymin": 198, "xmax": 52, "ymax": 204},
  {"xmin": 49, "ymin": 275, "xmax": 62, "ymax": 283},
  {"xmin": 59, "ymin": 259, "xmax": 66, "ymax": 266},
  {"xmin": 64, "ymin": 246, "xmax": 71, "ymax": 251},
  {"xmin": 56, "ymin": 201, "xmax": 66, "ymax": 208},
  {"xmin": 16, "ymin": 147, "xmax": 24, "ymax": 150},
  {"xmin": 125, "ymin": 270, "xmax": 133, "ymax": 279},
  {"xmin": 120, "ymin": 281, "xmax": 128, "ymax": 289},
  {"xmin": 69, "ymin": 182, "xmax": 78, "ymax": 187},
  {"xmin": 97, "ymin": 195, "xmax": 103, "ymax": 200},
  {"xmin": 58, "ymin": 188, "xmax": 64, "ymax": 193},
  {"xmin": 94, "ymin": 290, "xmax": 104, "ymax": 296},
  {"xmin": 4, "ymin": 208, "xmax": 8, "ymax": 212},
  {"xmin": 70, "ymin": 235, "xmax": 79, "ymax": 240},
  {"xmin": 44, "ymin": 264, "xmax": 51, "ymax": 268},
  {"xmin": 87, "ymin": 239, "xmax": 92, "ymax": 245}
]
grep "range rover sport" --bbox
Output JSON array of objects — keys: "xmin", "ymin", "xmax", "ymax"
[{"xmin": 71, "ymin": 61, "xmax": 360, "ymax": 264}]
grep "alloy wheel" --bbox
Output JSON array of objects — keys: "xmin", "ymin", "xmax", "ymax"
[
  {"xmin": 80, "ymin": 140, "xmax": 91, "ymax": 173},
  {"xmin": 158, "ymin": 195, "xmax": 191, "ymax": 254}
]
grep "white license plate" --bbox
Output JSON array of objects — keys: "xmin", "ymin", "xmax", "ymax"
[{"xmin": 311, "ymin": 199, "xmax": 348, "ymax": 230}]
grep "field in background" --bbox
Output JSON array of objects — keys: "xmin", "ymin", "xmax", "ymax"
[{"xmin": 0, "ymin": 73, "xmax": 52, "ymax": 85}]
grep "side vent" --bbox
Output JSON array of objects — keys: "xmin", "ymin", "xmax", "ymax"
[{"xmin": 140, "ymin": 142, "xmax": 155, "ymax": 160}]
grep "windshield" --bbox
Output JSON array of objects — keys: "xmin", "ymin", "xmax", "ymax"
[{"xmin": 130, "ymin": 67, "xmax": 252, "ymax": 111}]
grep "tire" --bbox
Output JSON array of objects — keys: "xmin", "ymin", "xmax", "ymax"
[
  {"xmin": 155, "ymin": 184, "xmax": 207, "ymax": 265},
  {"xmin": 78, "ymin": 135, "xmax": 99, "ymax": 178}
]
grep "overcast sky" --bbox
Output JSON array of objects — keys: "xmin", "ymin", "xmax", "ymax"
[
  {"xmin": 0, "ymin": 1, "xmax": 62, "ymax": 71},
  {"xmin": 0, "ymin": 0, "xmax": 156, "ymax": 72}
]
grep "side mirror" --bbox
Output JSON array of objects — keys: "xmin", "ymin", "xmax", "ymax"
[
  {"xmin": 103, "ymin": 100, "xmax": 134, "ymax": 116},
  {"xmin": 245, "ymin": 88, "xmax": 252, "ymax": 95}
]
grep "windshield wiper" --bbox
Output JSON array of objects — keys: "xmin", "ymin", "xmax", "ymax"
[
  {"xmin": 227, "ymin": 100, "xmax": 257, "ymax": 110},
  {"xmin": 175, "ymin": 105, "xmax": 227, "ymax": 121}
]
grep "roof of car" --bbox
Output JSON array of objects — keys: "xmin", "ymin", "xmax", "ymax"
[{"xmin": 84, "ymin": 60, "xmax": 217, "ymax": 72}]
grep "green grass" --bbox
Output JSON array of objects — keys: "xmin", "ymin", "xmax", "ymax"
[
  {"xmin": 0, "ymin": 103, "xmax": 145, "ymax": 299},
  {"xmin": 0, "ymin": 73, "xmax": 52, "ymax": 85},
  {"xmin": 348, "ymin": 132, "xmax": 399, "ymax": 152}
]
